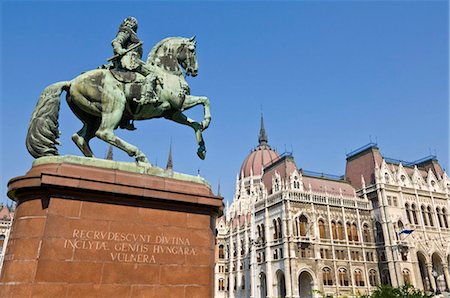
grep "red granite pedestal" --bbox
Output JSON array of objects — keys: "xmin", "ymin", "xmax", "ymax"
[{"xmin": 0, "ymin": 158, "xmax": 222, "ymax": 298}]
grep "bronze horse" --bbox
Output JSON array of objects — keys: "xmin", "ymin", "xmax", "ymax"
[{"xmin": 26, "ymin": 37, "xmax": 211, "ymax": 163}]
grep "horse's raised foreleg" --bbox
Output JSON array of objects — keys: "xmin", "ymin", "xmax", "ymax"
[
  {"xmin": 95, "ymin": 109, "xmax": 149, "ymax": 163},
  {"xmin": 167, "ymin": 111, "xmax": 206, "ymax": 160},
  {"xmin": 181, "ymin": 95, "xmax": 211, "ymax": 131}
]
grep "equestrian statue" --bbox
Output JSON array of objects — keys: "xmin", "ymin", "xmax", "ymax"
[{"xmin": 26, "ymin": 17, "xmax": 211, "ymax": 163}]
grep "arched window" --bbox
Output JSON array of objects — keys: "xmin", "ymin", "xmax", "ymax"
[
  {"xmin": 338, "ymin": 268, "xmax": 349, "ymax": 286},
  {"xmin": 346, "ymin": 222, "xmax": 352, "ymax": 241},
  {"xmin": 421, "ymin": 205, "xmax": 428, "ymax": 226},
  {"xmin": 299, "ymin": 215, "xmax": 308, "ymax": 237},
  {"xmin": 375, "ymin": 222, "xmax": 384, "ymax": 243},
  {"xmin": 218, "ymin": 278, "xmax": 225, "ymax": 291},
  {"xmin": 354, "ymin": 269, "xmax": 365, "ymax": 286},
  {"xmin": 277, "ymin": 218, "xmax": 282, "ymax": 239},
  {"xmin": 261, "ymin": 224, "xmax": 265, "ymax": 243},
  {"xmin": 331, "ymin": 221, "xmax": 337, "ymax": 239},
  {"xmin": 241, "ymin": 276, "xmax": 245, "ymax": 290},
  {"xmin": 384, "ymin": 173, "xmax": 390, "ymax": 183},
  {"xmin": 405, "ymin": 203, "xmax": 412, "ymax": 224},
  {"xmin": 397, "ymin": 220, "xmax": 404, "ymax": 232},
  {"xmin": 352, "ymin": 223, "xmax": 359, "ymax": 242},
  {"xmin": 443, "ymin": 208, "xmax": 449, "ymax": 228},
  {"xmin": 381, "ymin": 269, "xmax": 391, "ymax": 285},
  {"xmin": 369, "ymin": 270, "xmax": 378, "ymax": 286},
  {"xmin": 337, "ymin": 222, "xmax": 344, "ymax": 240},
  {"xmin": 436, "ymin": 207, "xmax": 444, "ymax": 228},
  {"xmin": 402, "ymin": 269, "xmax": 411, "ymax": 285},
  {"xmin": 273, "ymin": 219, "xmax": 278, "ymax": 240},
  {"xmin": 219, "ymin": 244, "xmax": 225, "ymax": 259},
  {"xmin": 318, "ymin": 220, "xmax": 326, "ymax": 239},
  {"xmin": 427, "ymin": 206, "xmax": 434, "ymax": 227},
  {"xmin": 322, "ymin": 267, "xmax": 333, "ymax": 286},
  {"xmin": 363, "ymin": 224, "xmax": 370, "ymax": 243},
  {"xmin": 411, "ymin": 204, "xmax": 418, "ymax": 224}
]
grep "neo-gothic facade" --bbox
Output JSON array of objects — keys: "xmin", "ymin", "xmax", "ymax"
[
  {"xmin": 214, "ymin": 119, "xmax": 450, "ymax": 298},
  {"xmin": 0, "ymin": 204, "xmax": 13, "ymax": 274}
]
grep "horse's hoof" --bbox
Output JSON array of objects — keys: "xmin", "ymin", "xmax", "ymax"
[
  {"xmin": 136, "ymin": 155, "xmax": 150, "ymax": 164},
  {"xmin": 197, "ymin": 149, "xmax": 206, "ymax": 160}
]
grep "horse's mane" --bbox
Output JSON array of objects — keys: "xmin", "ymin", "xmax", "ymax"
[{"xmin": 146, "ymin": 37, "xmax": 186, "ymax": 64}]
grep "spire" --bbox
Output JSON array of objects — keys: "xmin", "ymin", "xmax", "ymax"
[
  {"xmin": 217, "ymin": 181, "xmax": 221, "ymax": 197},
  {"xmin": 105, "ymin": 145, "xmax": 113, "ymax": 160},
  {"xmin": 166, "ymin": 141, "xmax": 173, "ymax": 171},
  {"xmin": 258, "ymin": 113, "xmax": 268, "ymax": 146}
]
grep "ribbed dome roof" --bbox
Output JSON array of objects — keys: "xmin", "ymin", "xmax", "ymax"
[{"xmin": 240, "ymin": 115, "xmax": 279, "ymax": 178}]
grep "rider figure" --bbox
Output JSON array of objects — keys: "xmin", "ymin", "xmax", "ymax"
[{"xmin": 111, "ymin": 17, "xmax": 158, "ymax": 130}]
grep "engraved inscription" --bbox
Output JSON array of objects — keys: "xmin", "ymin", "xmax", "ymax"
[{"xmin": 63, "ymin": 229, "xmax": 197, "ymax": 264}]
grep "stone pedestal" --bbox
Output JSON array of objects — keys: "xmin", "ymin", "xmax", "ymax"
[{"xmin": 0, "ymin": 156, "xmax": 222, "ymax": 298}]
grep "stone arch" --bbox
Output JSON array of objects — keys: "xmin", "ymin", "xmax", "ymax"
[
  {"xmin": 259, "ymin": 272, "xmax": 267, "ymax": 298},
  {"xmin": 432, "ymin": 252, "xmax": 447, "ymax": 292},
  {"xmin": 417, "ymin": 251, "xmax": 430, "ymax": 291},
  {"xmin": 276, "ymin": 270, "xmax": 286, "ymax": 298},
  {"xmin": 298, "ymin": 270, "xmax": 314, "ymax": 298}
]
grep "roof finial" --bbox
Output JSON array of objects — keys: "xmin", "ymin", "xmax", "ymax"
[
  {"xmin": 105, "ymin": 145, "xmax": 114, "ymax": 160},
  {"xmin": 258, "ymin": 113, "xmax": 268, "ymax": 146},
  {"xmin": 166, "ymin": 140, "xmax": 173, "ymax": 172},
  {"xmin": 217, "ymin": 180, "xmax": 221, "ymax": 197}
]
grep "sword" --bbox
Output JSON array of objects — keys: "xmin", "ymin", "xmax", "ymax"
[{"xmin": 107, "ymin": 42, "xmax": 143, "ymax": 62}]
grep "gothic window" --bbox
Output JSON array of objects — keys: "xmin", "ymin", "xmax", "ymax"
[
  {"xmin": 385, "ymin": 173, "xmax": 390, "ymax": 183},
  {"xmin": 393, "ymin": 197, "xmax": 398, "ymax": 206},
  {"xmin": 240, "ymin": 240, "xmax": 244, "ymax": 256},
  {"xmin": 405, "ymin": 203, "xmax": 412, "ymax": 224},
  {"xmin": 411, "ymin": 204, "xmax": 418, "ymax": 224},
  {"xmin": 375, "ymin": 222, "xmax": 384, "ymax": 243},
  {"xmin": 219, "ymin": 244, "xmax": 225, "ymax": 259},
  {"xmin": 354, "ymin": 269, "xmax": 365, "ymax": 286},
  {"xmin": 421, "ymin": 205, "xmax": 428, "ymax": 226},
  {"xmin": 381, "ymin": 269, "xmax": 391, "ymax": 285},
  {"xmin": 436, "ymin": 207, "xmax": 443, "ymax": 228},
  {"xmin": 261, "ymin": 224, "xmax": 265, "ymax": 243},
  {"xmin": 352, "ymin": 223, "xmax": 359, "ymax": 242},
  {"xmin": 218, "ymin": 278, "xmax": 225, "ymax": 291},
  {"xmin": 387, "ymin": 196, "xmax": 392, "ymax": 206},
  {"xmin": 369, "ymin": 270, "xmax": 378, "ymax": 286},
  {"xmin": 331, "ymin": 221, "xmax": 337, "ymax": 239},
  {"xmin": 363, "ymin": 224, "xmax": 370, "ymax": 243},
  {"xmin": 318, "ymin": 220, "xmax": 326, "ymax": 239},
  {"xmin": 241, "ymin": 276, "xmax": 245, "ymax": 290},
  {"xmin": 338, "ymin": 268, "xmax": 349, "ymax": 286},
  {"xmin": 277, "ymin": 218, "xmax": 282, "ymax": 239},
  {"xmin": 402, "ymin": 269, "xmax": 411, "ymax": 285},
  {"xmin": 322, "ymin": 267, "xmax": 333, "ymax": 286},
  {"xmin": 337, "ymin": 222, "xmax": 344, "ymax": 240},
  {"xmin": 299, "ymin": 215, "xmax": 308, "ymax": 237},
  {"xmin": 273, "ymin": 219, "xmax": 278, "ymax": 240},
  {"xmin": 443, "ymin": 208, "xmax": 449, "ymax": 228},
  {"xmin": 427, "ymin": 206, "xmax": 434, "ymax": 227},
  {"xmin": 346, "ymin": 222, "xmax": 352, "ymax": 241}
]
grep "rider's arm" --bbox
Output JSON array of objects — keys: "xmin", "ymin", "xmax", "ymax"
[{"xmin": 112, "ymin": 30, "xmax": 130, "ymax": 55}]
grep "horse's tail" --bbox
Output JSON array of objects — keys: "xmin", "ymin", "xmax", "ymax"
[{"xmin": 26, "ymin": 81, "xmax": 71, "ymax": 158}]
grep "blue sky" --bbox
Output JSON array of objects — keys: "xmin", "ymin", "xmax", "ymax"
[{"xmin": 1, "ymin": 1, "xmax": 448, "ymax": 205}]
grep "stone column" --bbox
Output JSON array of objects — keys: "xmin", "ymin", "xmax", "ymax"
[
  {"xmin": 427, "ymin": 263, "xmax": 437, "ymax": 291},
  {"xmin": 442, "ymin": 264, "xmax": 450, "ymax": 291}
]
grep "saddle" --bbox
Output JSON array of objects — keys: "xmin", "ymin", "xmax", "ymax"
[{"xmin": 110, "ymin": 69, "xmax": 137, "ymax": 83}]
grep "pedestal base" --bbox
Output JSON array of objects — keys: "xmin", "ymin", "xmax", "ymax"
[{"xmin": 0, "ymin": 157, "xmax": 222, "ymax": 297}]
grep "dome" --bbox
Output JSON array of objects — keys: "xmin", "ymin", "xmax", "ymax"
[{"xmin": 240, "ymin": 115, "xmax": 279, "ymax": 178}]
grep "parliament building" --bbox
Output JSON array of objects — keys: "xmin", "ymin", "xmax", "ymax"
[{"xmin": 214, "ymin": 117, "xmax": 450, "ymax": 298}]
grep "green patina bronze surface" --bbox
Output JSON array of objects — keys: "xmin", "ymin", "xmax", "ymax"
[
  {"xmin": 26, "ymin": 17, "xmax": 211, "ymax": 164},
  {"xmin": 33, "ymin": 155, "xmax": 209, "ymax": 186}
]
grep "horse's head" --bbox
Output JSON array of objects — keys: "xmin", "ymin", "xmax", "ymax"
[
  {"xmin": 177, "ymin": 36, "xmax": 198, "ymax": 77},
  {"xmin": 147, "ymin": 36, "xmax": 198, "ymax": 77}
]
